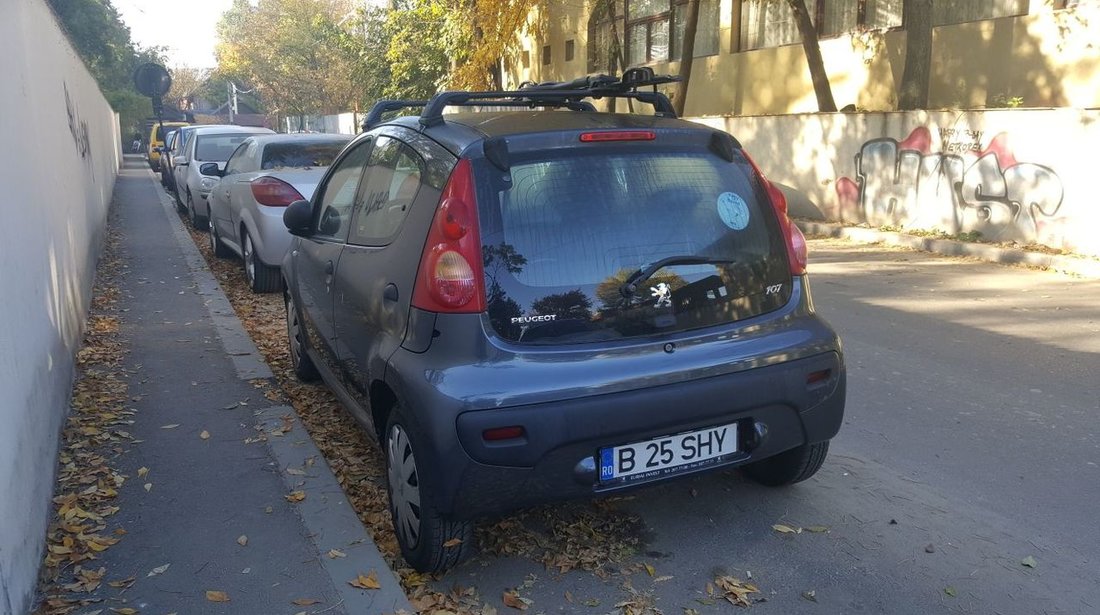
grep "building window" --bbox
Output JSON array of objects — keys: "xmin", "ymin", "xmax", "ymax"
[
  {"xmin": 566, "ymin": 39, "xmax": 576, "ymax": 61},
  {"xmin": 672, "ymin": 0, "xmax": 720, "ymax": 59},
  {"xmin": 740, "ymin": 0, "xmax": 903, "ymax": 51},
  {"xmin": 588, "ymin": 0, "xmax": 626, "ymax": 73},
  {"xmin": 932, "ymin": 0, "xmax": 1027, "ymax": 25},
  {"xmin": 542, "ymin": 45, "xmax": 552, "ymax": 65},
  {"xmin": 522, "ymin": 49, "xmax": 530, "ymax": 68}
]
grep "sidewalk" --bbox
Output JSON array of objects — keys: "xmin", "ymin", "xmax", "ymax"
[{"xmin": 58, "ymin": 155, "xmax": 410, "ymax": 614}]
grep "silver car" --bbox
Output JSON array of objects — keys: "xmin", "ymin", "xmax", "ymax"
[
  {"xmin": 173, "ymin": 125, "xmax": 274, "ymax": 230},
  {"xmin": 206, "ymin": 133, "xmax": 352, "ymax": 292}
]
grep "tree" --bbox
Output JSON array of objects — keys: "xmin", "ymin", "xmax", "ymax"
[
  {"xmin": 216, "ymin": 0, "xmax": 363, "ymax": 120},
  {"xmin": 167, "ymin": 66, "xmax": 209, "ymax": 111},
  {"xmin": 448, "ymin": 0, "xmax": 544, "ymax": 90},
  {"xmin": 45, "ymin": 0, "xmax": 165, "ymax": 137},
  {"xmin": 382, "ymin": 0, "xmax": 452, "ymax": 99},
  {"xmin": 787, "ymin": 0, "xmax": 837, "ymax": 112},
  {"xmin": 673, "ymin": 0, "xmax": 701, "ymax": 116},
  {"xmin": 531, "ymin": 290, "xmax": 593, "ymax": 321},
  {"xmin": 897, "ymin": 0, "xmax": 933, "ymax": 110}
]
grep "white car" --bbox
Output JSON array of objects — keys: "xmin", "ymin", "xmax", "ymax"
[
  {"xmin": 172, "ymin": 125, "xmax": 274, "ymax": 229},
  {"xmin": 206, "ymin": 133, "xmax": 352, "ymax": 292}
]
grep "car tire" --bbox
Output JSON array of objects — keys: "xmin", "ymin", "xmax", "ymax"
[
  {"xmin": 385, "ymin": 406, "xmax": 473, "ymax": 573},
  {"xmin": 243, "ymin": 232, "xmax": 280, "ymax": 293},
  {"xmin": 209, "ymin": 220, "xmax": 232, "ymax": 258},
  {"xmin": 743, "ymin": 441, "xmax": 829, "ymax": 487},
  {"xmin": 187, "ymin": 192, "xmax": 209, "ymax": 230},
  {"xmin": 284, "ymin": 291, "xmax": 319, "ymax": 382}
]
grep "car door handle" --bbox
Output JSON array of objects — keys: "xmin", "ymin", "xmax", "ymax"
[
  {"xmin": 383, "ymin": 283, "xmax": 398, "ymax": 303},
  {"xmin": 324, "ymin": 260, "xmax": 334, "ymax": 275}
]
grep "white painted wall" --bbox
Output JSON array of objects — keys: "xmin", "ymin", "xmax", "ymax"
[
  {"xmin": 0, "ymin": 1, "xmax": 121, "ymax": 612},
  {"xmin": 692, "ymin": 109, "xmax": 1100, "ymax": 257}
]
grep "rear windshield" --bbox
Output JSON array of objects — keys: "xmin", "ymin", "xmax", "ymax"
[
  {"xmin": 195, "ymin": 134, "xmax": 254, "ymax": 162},
  {"xmin": 477, "ymin": 149, "xmax": 791, "ymax": 344},
  {"xmin": 261, "ymin": 140, "xmax": 347, "ymax": 169}
]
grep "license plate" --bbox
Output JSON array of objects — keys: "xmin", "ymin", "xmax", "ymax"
[{"xmin": 599, "ymin": 422, "xmax": 738, "ymax": 483}]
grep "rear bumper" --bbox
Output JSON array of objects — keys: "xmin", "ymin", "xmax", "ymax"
[{"xmin": 404, "ymin": 351, "xmax": 844, "ymax": 519}]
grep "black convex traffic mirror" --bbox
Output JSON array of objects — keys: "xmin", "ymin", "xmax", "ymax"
[{"xmin": 284, "ymin": 199, "xmax": 313, "ymax": 236}]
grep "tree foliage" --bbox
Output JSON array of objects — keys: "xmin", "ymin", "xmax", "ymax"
[
  {"xmin": 216, "ymin": 0, "xmax": 364, "ymax": 117},
  {"xmin": 46, "ymin": 0, "xmax": 165, "ymax": 137},
  {"xmin": 447, "ymin": 0, "xmax": 543, "ymax": 90}
]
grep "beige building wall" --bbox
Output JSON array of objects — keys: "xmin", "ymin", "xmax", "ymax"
[{"xmin": 508, "ymin": 0, "xmax": 1100, "ymax": 116}]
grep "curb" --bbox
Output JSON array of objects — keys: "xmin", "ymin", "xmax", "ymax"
[
  {"xmin": 150, "ymin": 168, "xmax": 413, "ymax": 614},
  {"xmin": 796, "ymin": 220, "xmax": 1100, "ymax": 279}
]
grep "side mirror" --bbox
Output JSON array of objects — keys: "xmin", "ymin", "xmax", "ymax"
[
  {"xmin": 199, "ymin": 163, "xmax": 223, "ymax": 177},
  {"xmin": 283, "ymin": 199, "xmax": 314, "ymax": 237},
  {"xmin": 173, "ymin": 155, "xmax": 188, "ymax": 167}
]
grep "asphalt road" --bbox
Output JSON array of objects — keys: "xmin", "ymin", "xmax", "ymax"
[{"xmin": 432, "ymin": 240, "xmax": 1100, "ymax": 614}]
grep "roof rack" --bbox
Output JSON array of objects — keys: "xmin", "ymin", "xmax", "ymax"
[{"xmin": 361, "ymin": 68, "xmax": 680, "ymax": 131}]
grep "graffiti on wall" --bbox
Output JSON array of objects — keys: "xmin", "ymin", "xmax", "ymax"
[
  {"xmin": 834, "ymin": 127, "xmax": 1063, "ymax": 243},
  {"xmin": 64, "ymin": 82, "xmax": 91, "ymax": 163}
]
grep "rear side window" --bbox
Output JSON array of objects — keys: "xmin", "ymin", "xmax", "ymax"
[
  {"xmin": 349, "ymin": 136, "xmax": 423, "ymax": 246},
  {"xmin": 477, "ymin": 148, "xmax": 791, "ymax": 344},
  {"xmin": 261, "ymin": 140, "xmax": 347, "ymax": 169}
]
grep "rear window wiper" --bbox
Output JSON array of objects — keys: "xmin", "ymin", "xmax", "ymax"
[{"xmin": 620, "ymin": 255, "xmax": 736, "ymax": 298}]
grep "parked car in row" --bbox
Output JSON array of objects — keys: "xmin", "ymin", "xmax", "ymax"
[
  {"xmin": 206, "ymin": 133, "xmax": 352, "ymax": 292},
  {"xmin": 172, "ymin": 125, "xmax": 274, "ymax": 229},
  {"xmin": 279, "ymin": 70, "xmax": 846, "ymax": 573},
  {"xmin": 158, "ymin": 129, "xmax": 180, "ymax": 190},
  {"xmin": 147, "ymin": 121, "xmax": 189, "ymax": 171}
]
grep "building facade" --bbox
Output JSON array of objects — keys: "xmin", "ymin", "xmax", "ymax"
[{"xmin": 507, "ymin": 0, "xmax": 1100, "ymax": 116}]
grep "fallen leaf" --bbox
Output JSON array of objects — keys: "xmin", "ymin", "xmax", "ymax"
[
  {"xmin": 1021, "ymin": 555, "xmax": 1037, "ymax": 568},
  {"xmin": 583, "ymin": 598, "xmax": 600, "ymax": 607},
  {"xmin": 944, "ymin": 587, "xmax": 957, "ymax": 597},
  {"xmin": 109, "ymin": 609, "xmax": 138, "ymax": 615},
  {"xmin": 802, "ymin": 590, "xmax": 817, "ymax": 602},
  {"xmin": 327, "ymin": 548, "xmax": 346, "ymax": 559},
  {"xmin": 502, "ymin": 591, "xmax": 528, "ymax": 610},
  {"xmin": 654, "ymin": 575, "xmax": 674, "ymax": 582},
  {"xmin": 349, "ymin": 570, "xmax": 381, "ymax": 590},
  {"xmin": 442, "ymin": 538, "xmax": 463, "ymax": 548},
  {"xmin": 644, "ymin": 562, "xmax": 656, "ymax": 576},
  {"xmin": 291, "ymin": 598, "xmax": 320, "ymax": 606},
  {"xmin": 160, "ymin": 424, "xmax": 180, "ymax": 429},
  {"xmin": 286, "ymin": 467, "xmax": 306, "ymax": 476},
  {"xmin": 136, "ymin": 467, "xmax": 149, "ymax": 478},
  {"xmin": 143, "ymin": 483, "xmax": 152, "ymax": 492},
  {"xmin": 200, "ymin": 430, "xmax": 211, "ymax": 440},
  {"xmin": 772, "ymin": 524, "xmax": 800, "ymax": 534},
  {"xmin": 146, "ymin": 563, "xmax": 170, "ymax": 577},
  {"xmin": 285, "ymin": 490, "xmax": 306, "ymax": 502},
  {"xmin": 206, "ymin": 590, "xmax": 230, "ymax": 602},
  {"xmin": 237, "ymin": 535, "xmax": 248, "ymax": 547},
  {"xmin": 715, "ymin": 575, "xmax": 759, "ymax": 608},
  {"xmin": 805, "ymin": 525, "xmax": 829, "ymax": 533},
  {"xmin": 564, "ymin": 590, "xmax": 574, "ymax": 603}
]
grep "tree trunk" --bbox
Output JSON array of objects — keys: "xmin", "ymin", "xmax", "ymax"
[
  {"xmin": 898, "ymin": 0, "xmax": 933, "ymax": 110},
  {"xmin": 787, "ymin": 0, "xmax": 836, "ymax": 112},
  {"xmin": 673, "ymin": 0, "xmax": 701, "ymax": 117}
]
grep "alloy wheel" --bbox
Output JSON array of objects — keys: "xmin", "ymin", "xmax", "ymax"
[
  {"xmin": 285, "ymin": 294, "xmax": 302, "ymax": 369},
  {"xmin": 387, "ymin": 424, "xmax": 422, "ymax": 550},
  {"xmin": 244, "ymin": 233, "xmax": 255, "ymax": 287},
  {"xmin": 209, "ymin": 221, "xmax": 218, "ymax": 253}
]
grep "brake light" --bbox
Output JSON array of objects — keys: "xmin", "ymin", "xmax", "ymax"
[
  {"xmin": 251, "ymin": 177, "xmax": 305, "ymax": 207},
  {"xmin": 741, "ymin": 150, "xmax": 808, "ymax": 276},
  {"xmin": 411, "ymin": 158, "xmax": 486, "ymax": 313},
  {"xmin": 579, "ymin": 131, "xmax": 656, "ymax": 143}
]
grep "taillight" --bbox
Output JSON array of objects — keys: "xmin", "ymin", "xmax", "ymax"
[
  {"xmin": 250, "ymin": 177, "xmax": 304, "ymax": 207},
  {"xmin": 411, "ymin": 159, "xmax": 486, "ymax": 313},
  {"xmin": 579, "ymin": 131, "xmax": 656, "ymax": 142},
  {"xmin": 742, "ymin": 150, "xmax": 807, "ymax": 276}
]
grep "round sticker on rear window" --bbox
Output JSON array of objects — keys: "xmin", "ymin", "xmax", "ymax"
[{"xmin": 717, "ymin": 192, "xmax": 750, "ymax": 230}]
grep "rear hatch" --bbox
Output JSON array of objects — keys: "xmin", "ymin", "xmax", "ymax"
[{"xmin": 474, "ymin": 128, "xmax": 793, "ymax": 345}]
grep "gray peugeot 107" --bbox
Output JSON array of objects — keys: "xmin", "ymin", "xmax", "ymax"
[{"xmin": 281, "ymin": 70, "xmax": 845, "ymax": 573}]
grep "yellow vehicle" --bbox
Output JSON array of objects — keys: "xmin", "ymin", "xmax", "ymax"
[{"xmin": 147, "ymin": 121, "xmax": 189, "ymax": 170}]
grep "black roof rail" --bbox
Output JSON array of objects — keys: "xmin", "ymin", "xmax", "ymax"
[
  {"xmin": 362, "ymin": 69, "xmax": 681, "ymax": 130},
  {"xmin": 362, "ymin": 100, "xmax": 429, "ymax": 131}
]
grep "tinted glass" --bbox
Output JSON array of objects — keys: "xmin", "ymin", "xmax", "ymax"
[
  {"xmin": 195, "ymin": 134, "xmax": 254, "ymax": 162},
  {"xmin": 261, "ymin": 140, "xmax": 348, "ymax": 169},
  {"xmin": 224, "ymin": 141, "xmax": 253, "ymax": 175},
  {"xmin": 349, "ymin": 136, "xmax": 423, "ymax": 246},
  {"xmin": 477, "ymin": 149, "xmax": 791, "ymax": 344},
  {"xmin": 314, "ymin": 140, "xmax": 371, "ymax": 241}
]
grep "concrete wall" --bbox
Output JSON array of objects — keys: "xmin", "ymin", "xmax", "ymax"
[
  {"xmin": 691, "ymin": 108, "xmax": 1100, "ymax": 256},
  {"xmin": 512, "ymin": 0, "xmax": 1100, "ymax": 116},
  {"xmin": 0, "ymin": 1, "xmax": 121, "ymax": 613}
]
